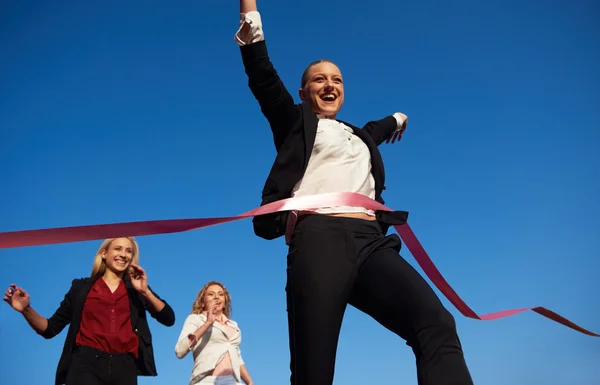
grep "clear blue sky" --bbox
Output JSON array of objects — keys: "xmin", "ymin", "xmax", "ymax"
[{"xmin": 1, "ymin": 1, "xmax": 599, "ymax": 384}]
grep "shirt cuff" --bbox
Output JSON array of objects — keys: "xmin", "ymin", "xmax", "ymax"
[
  {"xmin": 392, "ymin": 112, "xmax": 407, "ymax": 132},
  {"xmin": 234, "ymin": 11, "xmax": 265, "ymax": 46}
]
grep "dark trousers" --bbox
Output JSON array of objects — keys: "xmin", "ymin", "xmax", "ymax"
[
  {"xmin": 285, "ymin": 215, "xmax": 474, "ymax": 385},
  {"xmin": 65, "ymin": 346, "xmax": 138, "ymax": 385}
]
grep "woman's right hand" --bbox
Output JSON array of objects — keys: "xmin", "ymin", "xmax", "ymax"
[
  {"xmin": 3, "ymin": 284, "xmax": 31, "ymax": 312},
  {"xmin": 206, "ymin": 300, "xmax": 218, "ymax": 325}
]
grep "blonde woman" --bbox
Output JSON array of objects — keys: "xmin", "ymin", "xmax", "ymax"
[
  {"xmin": 3, "ymin": 237, "xmax": 175, "ymax": 385},
  {"xmin": 175, "ymin": 281, "xmax": 254, "ymax": 385}
]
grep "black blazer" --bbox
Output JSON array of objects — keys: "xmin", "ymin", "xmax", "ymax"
[
  {"xmin": 240, "ymin": 40, "xmax": 408, "ymax": 240},
  {"xmin": 40, "ymin": 274, "xmax": 175, "ymax": 385}
]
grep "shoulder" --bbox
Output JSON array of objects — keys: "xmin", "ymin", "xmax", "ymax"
[{"xmin": 69, "ymin": 277, "xmax": 92, "ymax": 289}]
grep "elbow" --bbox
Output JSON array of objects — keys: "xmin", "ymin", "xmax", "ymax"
[
  {"xmin": 174, "ymin": 349, "xmax": 186, "ymax": 359},
  {"xmin": 155, "ymin": 306, "xmax": 176, "ymax": 327},
  {"xmin": 163, "ymin": 312, "xmax": 176, "ymax": 327},
  {"xmin": 160, "ymin": 313, "xmax": 176, "ymax": 327}
]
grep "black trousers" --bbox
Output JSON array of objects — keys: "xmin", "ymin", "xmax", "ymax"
[
  {"xmin": 65, "ymin": 346, "xmax": 138, "ymax": 385},
  {"xmin": 285, "ymin": 215, "xmax": 474, "ymax": 385}
]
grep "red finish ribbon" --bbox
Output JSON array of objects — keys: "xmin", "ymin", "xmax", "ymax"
[{"xmin": 0, "ymin": 192, "xmax": 597, "ymax": 337}]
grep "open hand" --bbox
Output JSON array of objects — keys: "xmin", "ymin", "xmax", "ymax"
[
  {"xmin": 128, "ymin": 263, "xmax": 149, "ymax": 294},
  {"xmin": 3, "ymin": 284, "xmax": 31, "ymax": 312},
  {"xmin": 386, "ymin": 112, "xmax": 408, "ymax": 144}
]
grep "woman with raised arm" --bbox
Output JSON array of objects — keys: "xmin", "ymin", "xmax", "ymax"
[
  {"xmin": 3, "ymin": 237, "xmax": 175, "ymax": 385},
  {"xmin": 175, "ymin": 281, "xmax": 253, "ymax": 385},
  {"xmin": 234, "ymin": 1, "xmax": 474, "ymax": 385}
]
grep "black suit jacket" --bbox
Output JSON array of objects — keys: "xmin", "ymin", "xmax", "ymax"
[
  {"xmin": 240, "ymin": 40, "xmax": 408, "ymax": 240},
  {"xmin": 40, "ymin": 275, "xmax": 175, "ymax": 385}
]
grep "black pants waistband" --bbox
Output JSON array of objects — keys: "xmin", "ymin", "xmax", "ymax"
[
  {"xmin": 295, "ymin": 214, "xmax": 382, "ymax": 234},
  {"xmin": 75, "ymin": 345, "xmax": 134, "ymax": 360}
]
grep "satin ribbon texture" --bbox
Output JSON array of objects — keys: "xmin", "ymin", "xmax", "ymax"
[{"xmin": 0, "ymin": 192, "xmax": 597, "ymax": 337}]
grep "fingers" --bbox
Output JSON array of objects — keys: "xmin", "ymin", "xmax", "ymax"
[
  {"xmin": 5, "ymin": 284, "xmax": 22, "ymax": 297},
  {"xmin": 188, "ymin": 333, "xmax": 198, "ymax": 347},
  {"xmin": 4, "ymin": 284, "xmax": 26, "ymax": 303},
  {"xmin": 129, "ymin": 264, "xmax": 146, "ymax": 277},
  {"xmin": 388, "ymin": 129, "xmax": 405, "ymax": 144}
]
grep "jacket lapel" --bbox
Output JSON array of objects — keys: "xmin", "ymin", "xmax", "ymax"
[
  {"xmin": 70, "ymin": 275, "xmax": 101, "ymax": 338},
  {"xmin": 302, "ymin": 102, "xmax": 319, "ymax": 171},
  {"xmin": 124, "ymin": 275, "xmax": 140, "ymax": 329}
]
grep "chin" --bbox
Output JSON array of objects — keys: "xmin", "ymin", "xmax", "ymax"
[
  {"xmin": 111, "ymin": 264, "xmax": 129, "ymax": 273},
  {"xmin": 320, "ymin": 104, "xmax": 341, "ymax": 115}
]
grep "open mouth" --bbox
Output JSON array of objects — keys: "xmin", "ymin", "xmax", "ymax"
[
  {"xmin": 320, "ymin": 94, "xmax": 336, "ymax": 102},
  {"xmin": 115, "ymin": 259, "xmax": 128, "ymax": 267}
]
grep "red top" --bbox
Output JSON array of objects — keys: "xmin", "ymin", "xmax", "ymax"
[{"xmin": 75, "ymin": 278, "xmax": 139, "ymax": 358}]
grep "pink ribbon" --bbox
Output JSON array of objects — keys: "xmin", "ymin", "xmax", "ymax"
[{"xmin": 0, "ymin": 192, "xmax": 597, "ymax": 337}]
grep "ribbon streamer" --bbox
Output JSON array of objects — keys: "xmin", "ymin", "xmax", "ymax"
[{"xmin": 0, "ymin": 192, "xmax": 597, "ymax": 337}]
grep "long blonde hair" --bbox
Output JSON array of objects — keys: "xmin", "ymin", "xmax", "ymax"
[
  {"xmin": 90, "ymin": 237, "xmax": 139, "ymax": 277},
  {"xmin": 191, "ymin": 281, "xmax": 232, "ymax": 318}
]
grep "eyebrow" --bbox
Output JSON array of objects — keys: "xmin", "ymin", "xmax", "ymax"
[
  {"xmin": 113, "ymin": 245, "xmax": 133, "ymax": 251},
  {"xmin": 312, "ymin": 73, "xmax": 342, "ymax": 79}
]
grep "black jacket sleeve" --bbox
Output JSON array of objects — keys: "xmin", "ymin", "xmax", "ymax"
[
  {"xmin": 40, "ymin": 279, "xmax": 79, "ymax": 339},
  {"xmin": 363, "ymin": 115, "xmax": 399, "ymax": 146},
  {"xmin": 240, "ymin": 40, "xmax": 300, "ymax": 152}
]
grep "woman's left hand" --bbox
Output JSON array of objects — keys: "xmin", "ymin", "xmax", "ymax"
[
  {"xmin": 386, "ymin": 112, "xmax": 407, "ymax": 144},
  {"xmin": 129, "ymin": 263, "xmax": 149, "ymax": 294},
  {"xmin": 188, "ymin": 333, "xmax": 199, "ymax": 348}
]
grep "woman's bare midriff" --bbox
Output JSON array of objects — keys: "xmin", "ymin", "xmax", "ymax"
[
  {"xmin": 297, "ymin": 211, "xmax": 377, "ymax": 221},
  {"xmin": 206, "ymin": 352, "xmax": 234, "ymax": 377}
]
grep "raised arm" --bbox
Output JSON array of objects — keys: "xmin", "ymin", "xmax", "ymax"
[{"xmin": 235, "ymin": 0, "xmax": 299, "ymax": 151}]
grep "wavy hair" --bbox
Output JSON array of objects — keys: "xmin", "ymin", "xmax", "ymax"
[{"xmin": 191, "ymin": 281, "xmax": 232, "ymax": 318}]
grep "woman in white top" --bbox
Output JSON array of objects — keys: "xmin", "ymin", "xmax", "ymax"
[
  {"xmin": 234, "ymin": 1, "xmax": 473, "ymax": 385},
  {"xmin": 175, "ymin": 281, "xmax": 254, "ymax": 385}
]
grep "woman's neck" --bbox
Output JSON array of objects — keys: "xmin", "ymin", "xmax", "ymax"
[{"xmin": 103, "ymin": 269, "xmax": 124, "ymax": 285}]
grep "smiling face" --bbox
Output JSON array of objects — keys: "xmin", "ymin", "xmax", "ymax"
[
  {"xmin": 299, "ymin": 60, "xmax": 344, "ymax": 119},
  {"xmin": 101, "ymin": 237, "xmax": 134, "ymax": 276}
]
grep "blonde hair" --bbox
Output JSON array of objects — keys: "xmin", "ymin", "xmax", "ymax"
[
  {"xmin": 90, "ymin": 237, "xmax": 139, "ymax": 277},
  {"xmin": 191, "ymin": 281, "xmax": 232, "ymax": 318}
]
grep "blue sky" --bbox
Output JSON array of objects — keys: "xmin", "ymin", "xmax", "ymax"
[{"xmin": 1, "ymin": 1, "xmax": 599, "ymax": 384}]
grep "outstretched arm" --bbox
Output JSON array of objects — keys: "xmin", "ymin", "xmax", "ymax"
[
  {"xmin": 234, "ymin": 0, "xmax": 299, "ymax": 151},
  {"xmin": 4, "ymin": 282, "xmax": 75, "ymax": 339}
]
